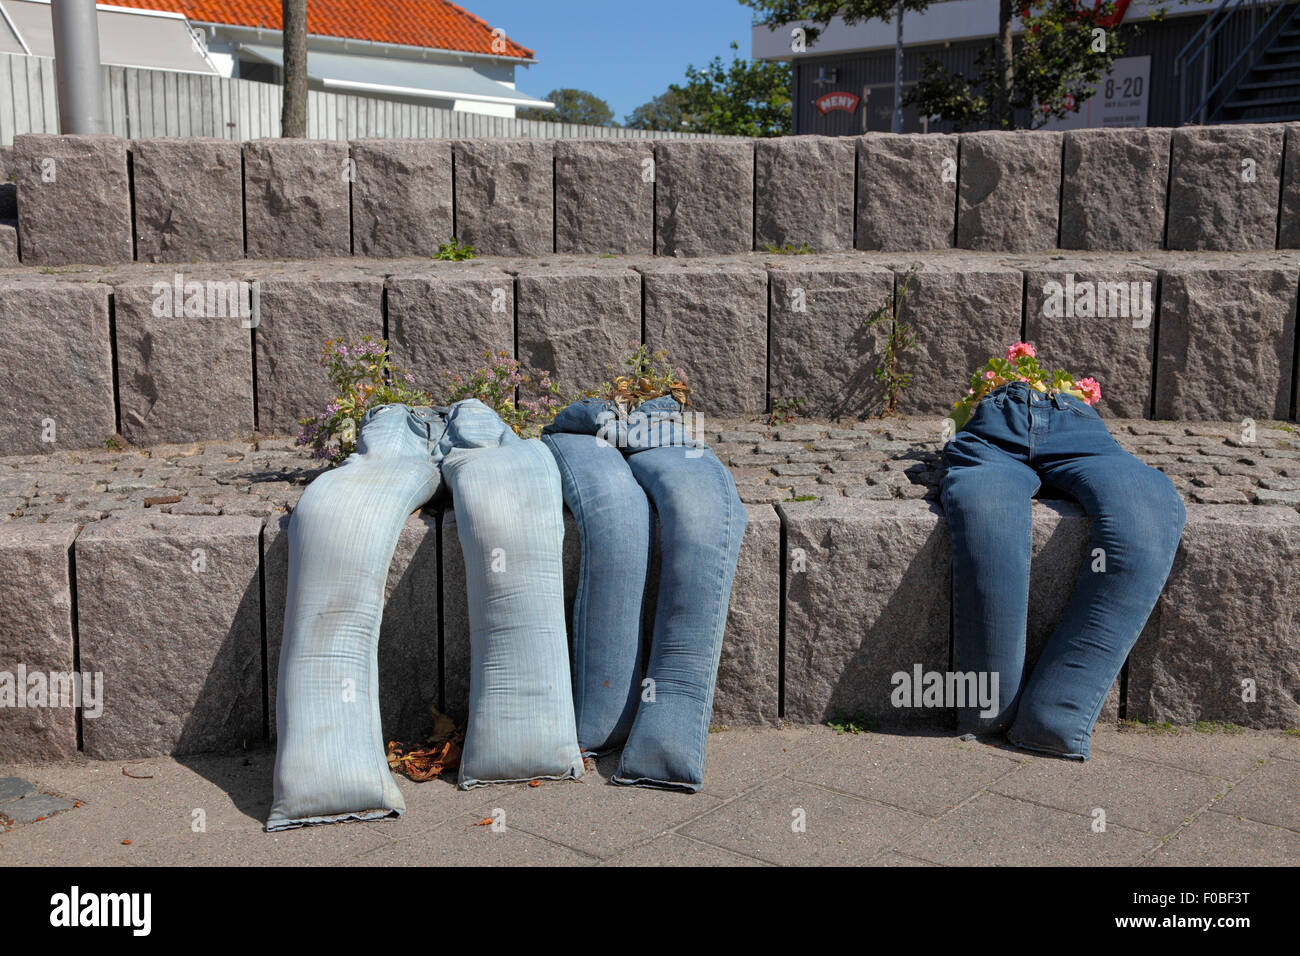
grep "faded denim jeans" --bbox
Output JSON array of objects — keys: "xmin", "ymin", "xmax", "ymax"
[
  {"xmin": 268, "ymin": 399, "xmax": 582, "ymax": 830},
  {"xmin": 940, "ymin": 382, "xmax": 1186, "ymax": 759},
  {"xmin": 542, "ymin": 396, "xmax": 746, "ymax": 791}
]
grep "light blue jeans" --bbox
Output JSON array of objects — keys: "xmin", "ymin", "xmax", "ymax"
[
  {"xmin": 268, "ymin": 400, "xmax": 582, "ymax": 830},
  {"xmin": 542, "ymin": 397, "xmax": 747, "ymax": 791},
  {"xmin": 940, "ymin": 382, "xmax": 1186, "ymax": 759}
]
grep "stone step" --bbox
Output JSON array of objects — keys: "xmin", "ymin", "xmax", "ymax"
[
  {"xmin": 1, "ymin": 250, "xmax": 1298, "ymax": 457},
  {"xmin": 2, "ymin": 419, "xmax": 1297, "ymax": 761},
  {"xmin": 7, "ymin": 125, "xmax": 1300, "ymax": 267}
]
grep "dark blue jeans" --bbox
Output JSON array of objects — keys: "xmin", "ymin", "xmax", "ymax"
[
  {"xmin": 940, "ymin": 382, "xmax": 1186, "ymax": 759},
  {"xmin": 542, "ymin": 397, "xmax": 746, "ymax": 790}
]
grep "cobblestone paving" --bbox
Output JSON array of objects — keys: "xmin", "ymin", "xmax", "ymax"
[{"xmin": 1, "ymin": 416, "xmax": 1298, "ymax": 527}]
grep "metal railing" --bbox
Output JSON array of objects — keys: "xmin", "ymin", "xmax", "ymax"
[{"xmin": 1175, "ymin": 0, "xmax": 1296, "ymax": 124}]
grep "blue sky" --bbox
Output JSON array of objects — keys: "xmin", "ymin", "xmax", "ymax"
[{"xmin": 464, "ymin": 0, "xmax": 759, "ymax": 121}]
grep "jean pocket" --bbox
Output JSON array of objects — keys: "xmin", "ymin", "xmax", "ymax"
[
  {"xmin": 968, "ymin": 393, "xmax": 1000, "ymax": 423},
  {"xmin": 1062, "ymin": 396, "xmax": 1102, "ymax": 420}
]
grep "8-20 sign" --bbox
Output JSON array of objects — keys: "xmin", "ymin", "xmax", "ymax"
[{"xmin": 1104, "ymin": 75, "xmax": 1143, "ymax": 100}]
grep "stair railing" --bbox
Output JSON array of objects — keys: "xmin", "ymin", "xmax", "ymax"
[{"xmin": 1176, "ymin": 0, "xmax": 1295, "ymax": 124}]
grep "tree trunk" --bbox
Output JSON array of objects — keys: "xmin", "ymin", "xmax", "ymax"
[
  {"xmin": 281, "ymin": 0, "xmax": 307, "ymax": 137},
  {"xmin": 892, "ymin": 1, "xmax": 904, "ymax": 133},
  {"xmin": 997, "ymin": 0, "xmax": 1015, "ymax": 128}
]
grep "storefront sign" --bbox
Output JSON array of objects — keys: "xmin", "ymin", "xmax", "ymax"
[
  {"xmin": 1044, "ymin": 55, "xmax": 1150, "ymax": 129},
  {"xmin": 816, "ymin": 91, "xmax": 861, "ymax": 114}
]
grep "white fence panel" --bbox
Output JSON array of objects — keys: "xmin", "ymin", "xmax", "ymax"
[{"xmin": 0, "ymin": 52, "xmax": 746, "ymax": 144}]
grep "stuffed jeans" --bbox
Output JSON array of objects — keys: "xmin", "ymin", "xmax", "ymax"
[
  {"xmin": 940, "ymin": 382, "xmax": 1186, "ymax": 759},
  {"xmin": 268, "ymin": 399, "xmax": 582, "ymax": 830},
  {"xmin": 542, "ymin": 396, "xmax": 746, "ymax": 791}
]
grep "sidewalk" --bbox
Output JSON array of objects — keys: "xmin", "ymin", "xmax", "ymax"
[{"xmin": 2, "ymin": 723, "xmax": 1297, "ymax": 866}]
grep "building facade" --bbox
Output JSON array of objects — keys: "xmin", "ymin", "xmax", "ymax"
[
  {"xmin": 0, "ymin": 0, "xmax": 552, "ymax": 117},
  {"xmin": 752, "ymin": 0, "xmax": 1300, "ymax": 132}
]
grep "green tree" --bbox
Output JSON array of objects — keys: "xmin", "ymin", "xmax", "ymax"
[
  {"xmin": 742, "ymin": 0, "xmax": 1125, "ymax": 130},
  {"xmin": 906, "ymin": 0, "xmax": 1125, "ymax": 129},
  {"xmin": 518, "ymin": 88, "xmax": 616, "ymax": 126},
  {"xmin": 624, "ymin": 89, "xmax": 689, "ymax": 131},
  {"xmin": 629, "ymin": 42, "xmax": 790, "ymax": 136}
]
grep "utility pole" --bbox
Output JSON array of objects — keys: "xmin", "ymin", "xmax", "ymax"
[
  {"xmin": 281, "ymin": 0, "xmax": 307, "ymax": 136},
  {"xmin": 51, "ymin": 0, "xmax": 106, "ymax": 134},
  {"xmin": 892, "ymin": 1, "xmax": 904, "ymax": 133}
]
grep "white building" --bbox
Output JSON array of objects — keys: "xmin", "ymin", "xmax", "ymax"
[{"xmin": 0, "ymin": 0, "xmax": 553, "ymax": 118}]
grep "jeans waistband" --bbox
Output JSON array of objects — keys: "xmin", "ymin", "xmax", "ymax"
[
  {"xmin": 362, "ymin": 402, "xmax": 452, "ymax": 443},
  {"xmin": 991, "ymin": 382, "xmax": 1069, "ymax": 409}
]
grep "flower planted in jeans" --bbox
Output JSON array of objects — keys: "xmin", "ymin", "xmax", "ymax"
[
  {"xmin": 940, "ymin": 345, "xmax": 1185, "ymax": 759},
  {"xmin": 268, "ymin": 400, "xmax": 582, "ymax": 830}
]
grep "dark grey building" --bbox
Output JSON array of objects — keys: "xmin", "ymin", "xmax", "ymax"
[{"xmin": 752, "ymin": 0, "xmax": 1300, "ymax": 132}]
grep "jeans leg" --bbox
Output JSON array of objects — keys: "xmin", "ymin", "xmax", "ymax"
[
  {"xmin": 442, "ymin": 436, "xmax": 585, "ymax": 787},
  {"xmin": 542, "ymin": 432, "xmax": 652, "ymax": 754},
  {"xmin": 940, "ymin": 431, "xmax": 1041, "ymax": 734},
  {"xmin": 268, "ymin": 405, "xmax": 441, "ymax": 830},
  {"xmin": 1012, "ymin": 419, "xmax": 1186, "ymax": 758},
  {"xmin": 614, "ymin": 446, "xmax": 746, "ymax": 791}
]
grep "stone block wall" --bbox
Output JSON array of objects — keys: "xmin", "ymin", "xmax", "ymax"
[
  {"xmin": 3, "ymin": 250, "xmax": 1300, "ymax": 461},
  {"xmin": 11, "ymin": 487, "xmax": 1290, "ymax": 760},
  {"xmin": 10, "ymin": 123, "xmax": 1300, "ymax": 265}
]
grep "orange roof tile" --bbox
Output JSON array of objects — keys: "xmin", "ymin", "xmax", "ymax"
[{"xmin": 109, "ymin": 0, "xmax": 534, "ymax": 58}]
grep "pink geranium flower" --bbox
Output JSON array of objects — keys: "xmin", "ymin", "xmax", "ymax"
[
  {"xmin": 1076, "ymin": 377, "xmax": 1102, "ymax": 405},
  {"xmin": 1006, "ymin": 342, "xmax": 1036, "ymax": 361}
]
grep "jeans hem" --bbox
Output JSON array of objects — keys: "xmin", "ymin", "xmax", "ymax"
[
  {"xmin": 1005, "ymin": 732, "xmax": 1089, "ymax": 761},
  {"xmin": 265, "ymin": 807, "xmax": 402, "ymax": 831},
  {"xmin": 610, "ymin": 773, "xmax": 702, "ymax": 793},
  {"xmin": 457, "ymin": 767, "xmax": 583, "ymax": 790}
]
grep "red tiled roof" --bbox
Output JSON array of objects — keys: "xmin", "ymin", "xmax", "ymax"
[{"xmin": 109, "ymin": 1, "xmax": 534, "ymax": 58}]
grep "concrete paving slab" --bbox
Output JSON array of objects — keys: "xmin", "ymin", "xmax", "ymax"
[
  {"xmin": 0, "ymin": 792, "xmax": 75, "ymax": 824},
  {"xmin": 1091, "ymin": 724, "xmax": 1283, "ymax": 779},
  {"xmin": 602, "ymin": 833, "xmax": 771, "ymax": 867},
  {"xmin": 1270, "ymin": 737, "xmax": 1300, "ymax": 763},
  {"xmin": 790, "ymin": 730, "xmax": 1025, "ymax": 817},
  {"xmin": 878, "ymin": 851, "xmax": 941, "ymax": 866},
  {"xmin": 680, "ymin": 778, "xmax": 928, "ymax": 866},
  {"xmin": 354, "ymin": 813, "xmax": 597, "ymax": 866},
  {"xmin": 99, "ymin": 820, "xmax": 394, "ymax": 867},
  {"xmin": 989, "ymin": 749, "xmax": 1229, "ymax": 835},
  {"xmin": 1211, "ymin": 759, "xmax": 1300, "ymax": 832},
  {"xmin": 1, "ymin": 727, "xmax": 1293, "ymax": 866},
  {"xmin": 1145, "ymin": 811, "xmax": 1300, "ymax": 866},
  {"xmin": 895, "ymin": 792, "xmax": 1159, "ymax": 866},
  {"xmin": 458, "ymin": 769, "xmax": 726, "ymax": 861},
  {"xmin": 0, "ymin": 776, "xmax": 35, "ymax": 801},
  {"xmin": 698, "ymin": 725, "xmax": 837, "ymax": 799}
]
